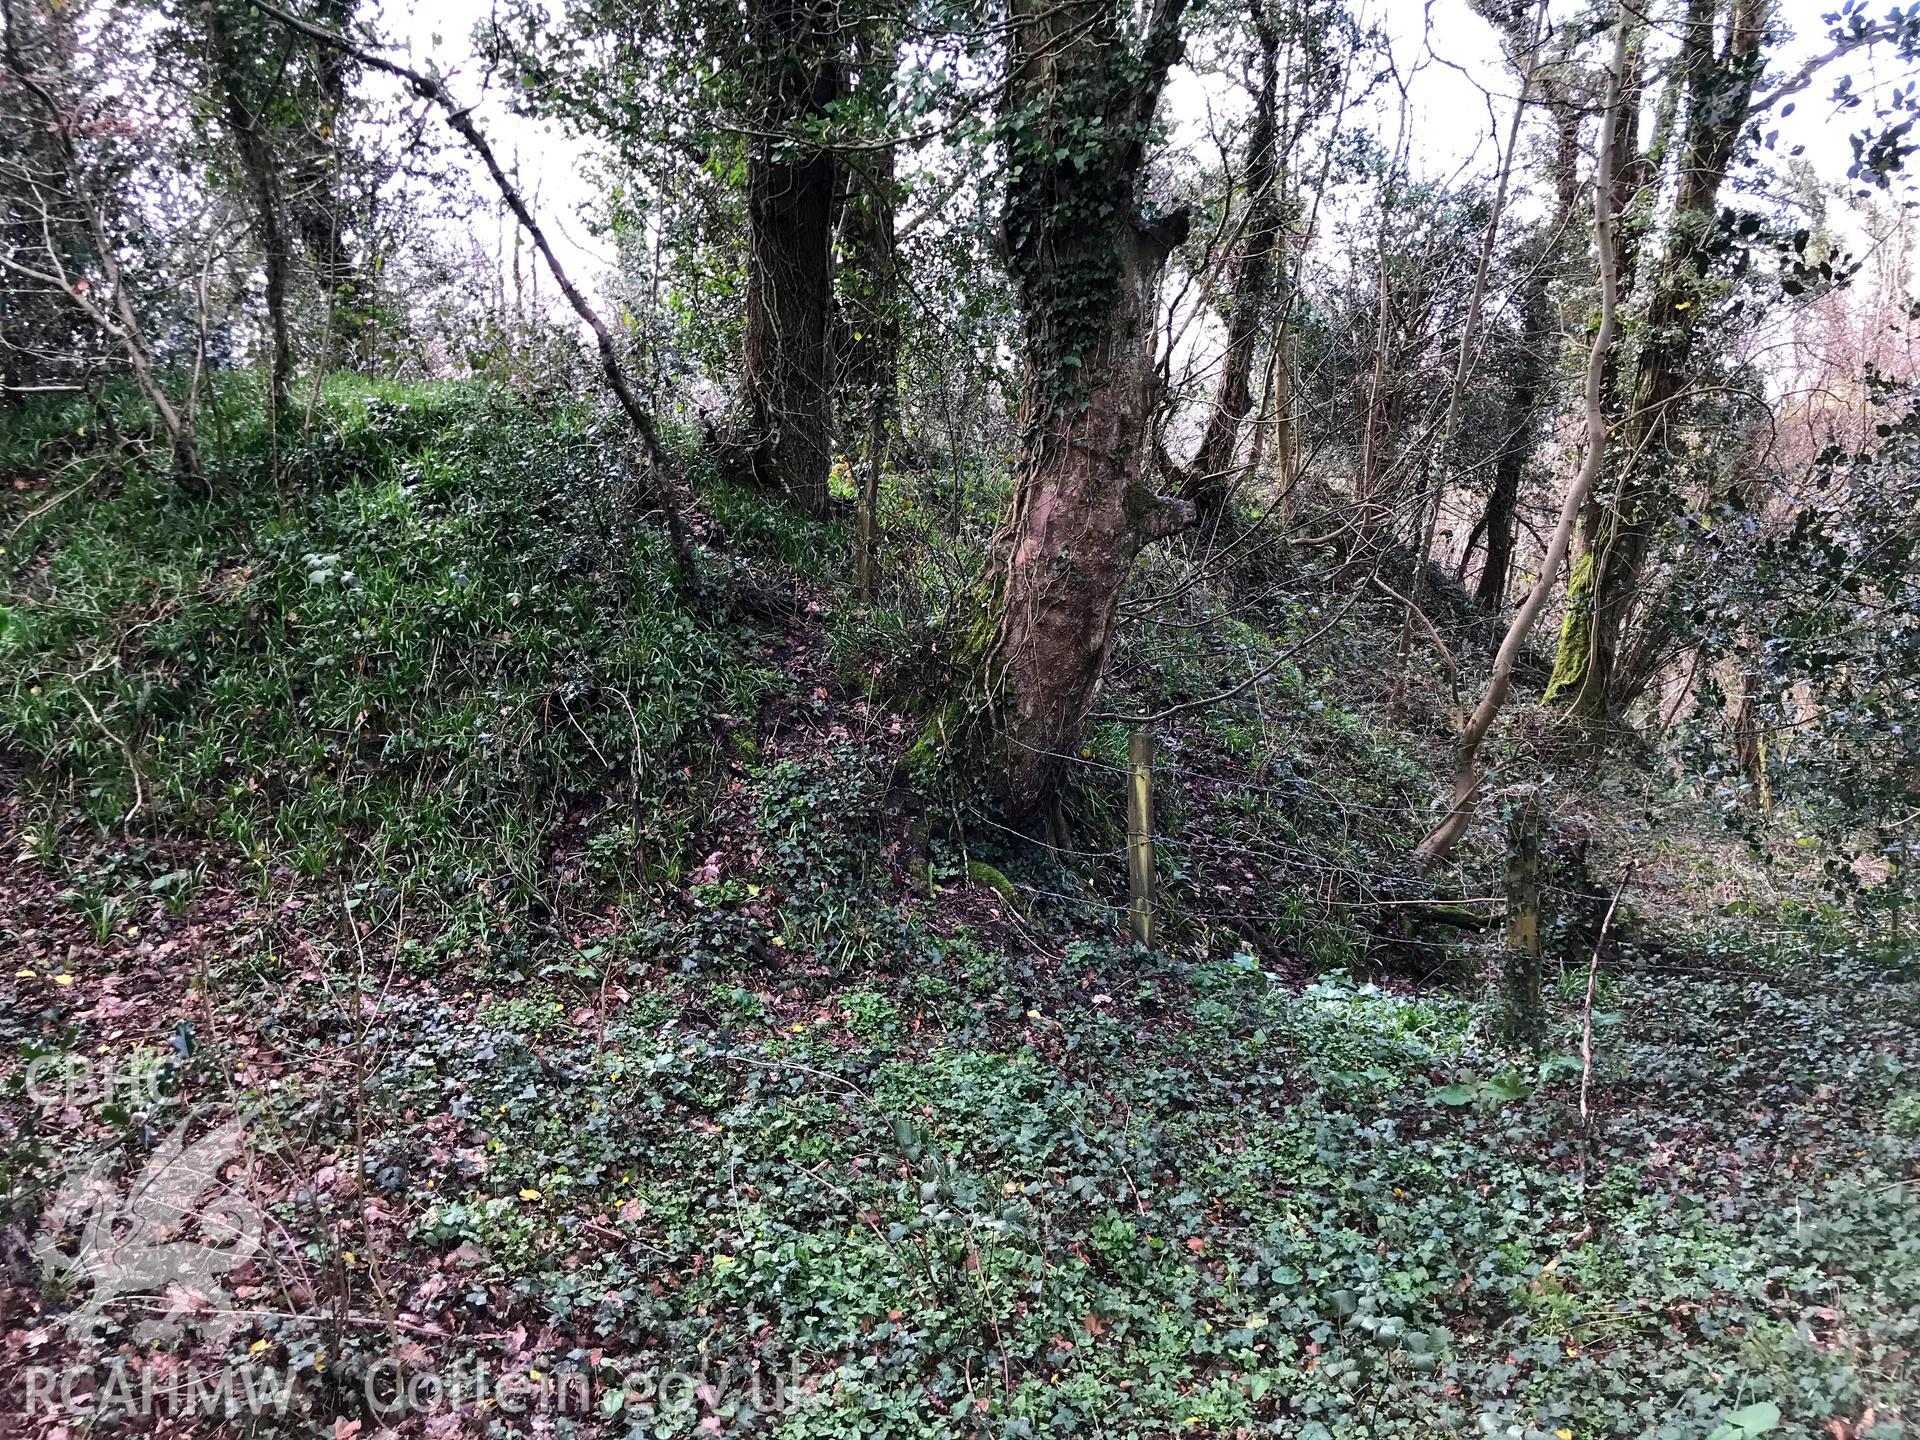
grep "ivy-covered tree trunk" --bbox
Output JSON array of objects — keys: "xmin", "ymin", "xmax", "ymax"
[
  {"xmin": 836, "ymin": 13, "xmax": 901, "ymax": 596},
  {"xmin": 1186, "ymin": 1, "xmax": 1281, "ymax": 530},
  {"xmin": 1547, "ymin": 0, "xmax": 1765, "ymax": 725},
  {"xmin": 289, "ymin": 0, "xmax": 371, "ymax": 371},
  {"xmin": 742, "ymin": 0, "xmax": 841, "ymax": 516},
  {"xmin": 838, "ymin": 145, "xmax": 898, "ymax": 449},
  {"xmin": 988, "ymin": 0, "xmax": 1195, "ymax": 815},
  {"xmin": 1729, "ymin": 660, "xmax": 1772, "ymax": 808},
  {"xmin": 209, "ymin": 0, "xmax": 294, "ymax": 476}
]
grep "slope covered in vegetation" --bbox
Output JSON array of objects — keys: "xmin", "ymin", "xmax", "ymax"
[{"xmin": 3, "ymin": 387, "xmax": 1916, "ymax": 1439}]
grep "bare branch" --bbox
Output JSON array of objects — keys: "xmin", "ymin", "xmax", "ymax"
[
  {"xmin": 246, "ymin": 0, "xmax": 701, "ymax": 589},
  {"xmin": 1417, "ymin": 5, "xmax": 1633, "ymax": 862}
]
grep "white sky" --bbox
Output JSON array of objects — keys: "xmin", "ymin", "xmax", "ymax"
[{"xmin": 374, "ymin": 0, "xmax": 1916, "ymax": 316}]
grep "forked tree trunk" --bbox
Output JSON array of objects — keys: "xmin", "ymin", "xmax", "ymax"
[
  {"xmin": 993, "ymin": 222, "xmax": 1196, "ymax": 805},
  {"xmin": 1416, "ymin": 9, "xmax": 1629, "ymax": 862},
  {"xmin": 742, "ymin": 0, "xmax": 840, "ymax": 516},
  {"xmin": 1547, "ymin": 0, "xmax": 1766, "ymax": 727},
  {"xmin": 987, "ymin": 0, "xmax": 1195, "ymax": 814}
]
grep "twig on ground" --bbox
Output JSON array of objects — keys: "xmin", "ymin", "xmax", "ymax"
[{"xmin": 1579, "ymin": 860, "xmax": 1637, "ymax": 1190}]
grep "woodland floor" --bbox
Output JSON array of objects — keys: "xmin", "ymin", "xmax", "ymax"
[{"xmin": 0, "ymin": 380, "xmax": 1916, "ymax": 1440}]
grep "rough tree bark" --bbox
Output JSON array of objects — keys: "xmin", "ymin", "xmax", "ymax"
[
  {"xmin": 288, "ymin": 0, "xmax": 370, "ymax": 370},
  {"xmin": 742, "ymin": 0, "xmax": 841, "ymax": 516},
  {"xmin": 1546, "ymin": 0, "xmax": 1766, "ymax": 727},
  {"xmin": 987, "ymin": 0, "xmax": 1197, "ymax": 816},
  {"xmin": 1495, "ymin": 787, "xmax": 1545, "ymax": 1048},
  {"xmin": 1185, "ymin": 0, "xmax": 1281, "ymax": 530},
  {"xmin": 1729, "ymin": 661, "xmax": 1772, "ymax": 809}
]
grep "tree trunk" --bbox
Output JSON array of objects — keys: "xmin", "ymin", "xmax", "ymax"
[
  {"xmin": 987, "ymin": 0, "xmax": 1195, "ymax": 816},
  {"xmin": 1355, "ymin": 222, "xmax": 1396, "ymax": 540},
  {"xmin": 209, "ymin": 0, "xmax": 293, "ymax": 479},
  {"xmin": 993, "ymin": 223, "xmax": 1196, "ymax": 806},
  {"xmin": 839, "ymin": 144, "xmax": 898, "ymax": 439},
  {"xmin": 295, "ymin": 204, "xmax": 369, "ymax": 371},
  {"xmin": 742, "ymin": 0, "xmax": 841, "ymax": 516},
  {"xmin": 1547, "ymin": 0, "xmax": 1766, "ymax": 727},
  {"xmin": 1416, "ymin": 8, "xmax": 1629, "ymax": 862},
  {"xmin": 290, "ymin": 0, "xmax": 370, "ymax": 371},
  {"xmin": 1729, "ymin": 660, "xmax": 1772, "ymax": 809},
  {"xmin": 1495, "ymin": 788, "xmax": 1545, "ymax": 1048},
  {"xmin": 1471, "ymin": 80, "xmax": 1580, "ymax": 611},
  {"xmin": 1270, "ymin": 326, "xmax": 1298, "ymax": 517},
  {"xmin": 1471, "ymin": 447, "xmax": 1522, "ymax": 609},
  {"xmin": 1186, "ymin": 1, "xmax": 1281, "ymax": 528},
  {"xmin": 838, "ymin": 14, "xmax": 900, "ymax": 594}
]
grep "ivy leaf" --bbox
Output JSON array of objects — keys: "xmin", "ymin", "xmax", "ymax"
[
  {"xmin": 1484, "ymin": 1071, "xmax": 1532, "ymax": 1103},
  {"xmin": 1537, "ymin": 1054, "xmax": 1584, "ymax": 1084},
  {"xmin": 1705, "ymin": 1402, "xmax": 1780, "ymax": 1440}
]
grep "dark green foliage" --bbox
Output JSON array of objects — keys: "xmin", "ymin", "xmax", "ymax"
[
  {"xmin": 1, "ymin": 378, "xmax": 760, "ymax": 916},
  {"xmin": 239, "ymin": 919, "xmax": 1920, "ymax": 1436},
  {"xmin": 9, "ymin": 0, "xmax": 1920, "ymax": 1429},
  {"xmin": 1678, "ymin": 366, "xmax": 1920, "ymax": 925},
  {"xmin": 5, "ymin": 378, "xmax": 1918, "ymax": 1440},
  {"xmin": 998, "ymin": 0, "xmax": 1188, "ymax": 420}
]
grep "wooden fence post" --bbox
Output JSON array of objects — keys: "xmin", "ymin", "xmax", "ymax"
[
  {"xmin": 1127, "ymin": 730, "xmax": 1156, "ymax": 947},
  {"xmin": 1890, "ymin": 840, "xmax": 1907, "ymax": 949},
  {"xmin": 1496, "ymin": 788, "xmax": 1544, "ymax": 1046}
]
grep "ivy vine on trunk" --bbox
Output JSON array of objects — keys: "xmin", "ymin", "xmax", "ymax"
[
  {"xmin": 741, "ymin": 0, "xmax": 842, "ymax": 517},
  {"xmin": 984, "ymin": 0, "xmax": 1197, "ymax": 818},
  {"xmin": 207, "ymin": 0, "xmax": 294, "ymax": 485},
  {"xmin": 1545, "ymin": 0, "xmax": 1767, "ymax": 727}
]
